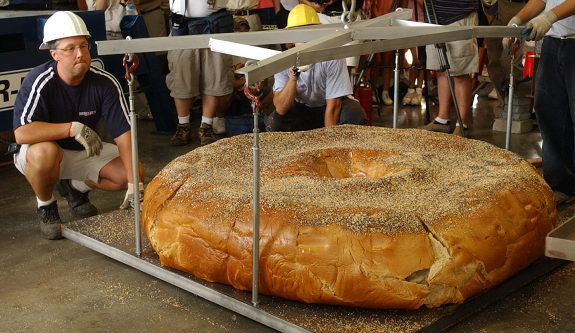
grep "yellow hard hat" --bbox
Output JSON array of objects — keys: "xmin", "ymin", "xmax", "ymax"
[{"xmin": 286, "ymin": 4, "xmax": 321, "ymax": 29}]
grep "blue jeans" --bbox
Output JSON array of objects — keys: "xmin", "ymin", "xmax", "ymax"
[
  {"xmin": 171, "ymin": 10, "xmax": 233, "ymax": 36},
  {"xmin": 534, "ymin": 36, "xmax": 575, "ymax": 194}
]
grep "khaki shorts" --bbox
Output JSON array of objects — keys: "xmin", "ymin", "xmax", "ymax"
[
  {"xmin": 426, "ymin": 12, "xmax": 479, "ymax": 76},
  {"xmin": 166, "ymin": 47, "xmax": 234, "ymax": 98},
  {"xmin": 14, "ymin": 142, "xmax": 120, "ymax": 184},
  {"xmin": 142, "ymin": 8, "xmax": 167, "ymax": 38}
]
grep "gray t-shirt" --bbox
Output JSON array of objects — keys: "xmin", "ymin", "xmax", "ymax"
[
  {"xmin": 543, "ymin": 0, "xmax": 575, "ymax": 37},
  {"xmin": 273, "ymin": 59, "xmax": 352, "ymax": 108}
]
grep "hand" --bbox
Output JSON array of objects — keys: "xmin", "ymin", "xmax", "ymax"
[
  {"xmin": 523, "ymin": 11, "xmax": 557, "ymax": 41},
  {"xmin": 502, "ymin": 16, "xmax": 523, "ymax": 56},
  {"xmin": 482, "ymin": 0, "xmax": 497, "ymax": 6},
  {"xmin": 69, "ymin": 122, "xmax": 103, "ymax": 157},
  {"xmin": 120, "ymin": 182, "xmax": 144, "ymax": 209}
]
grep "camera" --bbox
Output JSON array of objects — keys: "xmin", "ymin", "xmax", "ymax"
[{"xmin": 170, "ymin": 12, "xmax": 186, "ymax": 29}]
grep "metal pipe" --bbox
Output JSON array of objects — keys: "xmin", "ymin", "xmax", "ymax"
[
  {"xmin": 127, "ymin": 71, "xmax": 142, "ymax": 256},
  {"xmin": 505, "ymin": 53, "xmax": 515, "ymax": 150},
  {"xmin": 393, "ymin": 49, "xmax": 400, "ymax": 128},
  {"xmin": 251, "ymin": 102, "xmax": 261, "ymax": 307}
]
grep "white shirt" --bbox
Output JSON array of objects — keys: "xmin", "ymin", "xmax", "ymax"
[
  {"xmin": 273, "ymin": 59, "xmax": 353, "ymax": 108},
  {"xmin": 543, "ymin": 0, "xmax": 575, "ymax": 37},
  {"xmin": 170, "ymin": 0, "xmax": 223, "ymax": 17}
]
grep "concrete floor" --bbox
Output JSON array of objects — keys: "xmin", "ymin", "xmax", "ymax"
[{"xmin": 1, "ymin": 93, "xmax": 574, "ymax": 332}]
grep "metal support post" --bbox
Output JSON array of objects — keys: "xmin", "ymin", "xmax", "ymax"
[
  {"xmin": 244, "ymin": 82, "xmax": 263, "ymax": 307},
  {"xmin": 393, "ymin": 49, "xmax": 400, "ymax": 128},
  {"xmin": 505, "ymin": 53, "xmax": 515, "ymax": 150},
  {"xmin": 252, "ymin": 101, "xmax": 260, "ymax": 307},
  {"xmin": 123, "ymin": 47, "xmax": 142, "ymax": 256}
]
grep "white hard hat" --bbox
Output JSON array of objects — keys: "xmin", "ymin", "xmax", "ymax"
[{"xmin": 39, "ymin": 11, "xmax": 91, "ymax": 50}]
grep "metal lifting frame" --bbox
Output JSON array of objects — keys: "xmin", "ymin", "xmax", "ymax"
[
  {"xmin": 93, "ymin": 7, "xmax": 525, "ymax": 311},
  {"xmin": 96, "ymin": 10, "xmax": 523, "ymax": 86}
]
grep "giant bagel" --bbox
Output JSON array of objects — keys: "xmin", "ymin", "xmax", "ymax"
[{"xmin": 142, "ymin": 125, "xmax": 557, "ymax": 309}]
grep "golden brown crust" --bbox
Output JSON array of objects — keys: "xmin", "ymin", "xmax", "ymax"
[{"xmin": 142, "ymin": 125, "xmax": 557, "ymax": 309}]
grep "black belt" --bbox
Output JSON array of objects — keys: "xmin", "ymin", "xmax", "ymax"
[
  {"xmin": 229, "ymin": 8, "xmax": 257, "ymax": 16},
  {"xmin": 140, "ymin": 6, "xmax": 161, "ymax": 14},
  {"xmin": 509, "ymin": 0, "xmax": 527, "ymax": 3}
]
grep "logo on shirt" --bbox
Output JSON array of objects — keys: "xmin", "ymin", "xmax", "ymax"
[{"xmin": 79, "ymin": 110, "xmax": 97, "ymax": 117}]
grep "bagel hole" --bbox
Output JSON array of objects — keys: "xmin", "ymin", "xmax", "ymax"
[{"xmin": 309, "ymin": 149, "xmax": 400, "ymax": 179}]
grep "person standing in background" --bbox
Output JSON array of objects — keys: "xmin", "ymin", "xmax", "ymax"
[
  {"xmin": 166, "ymin": 0, "xmax": 234, "ymax": 146},
  {"xmin": 421, "ymin": 0, "xmax": 480, "ymax": 136},
  {"xmin": 505, "ymin": 0, "xmax": 575, "ymax": 198},
  {"xmin": 482, "ymin": 0, "xmax": 527, "ymax": 106}
]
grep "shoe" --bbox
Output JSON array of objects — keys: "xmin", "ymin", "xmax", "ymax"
[
  {"xmin": 410, "ymin": 88, "xmax": 423, "ymax": 105},
  {"xmin": 170, "ymin": 123, "xmax": 191, "ymax": 146},
  {"xmin": 452, "ymin": 125, "xmax": 469, "ymax": 137},
  {"xmin": 55, "ymin": 180, "xmax": 98, "ymax": 218},
  {"xmin": 421, "ymin": 120, "xmax": 451, "ymax": 133},
  {"xmin": 198, "ymin": 122, "xmax": 218, "ymax": 146},
  {"xmin": 402, "ymin": 89, "xmax": 415, "ymax": 105},
  {"xmin": 381, "ymin": 90, "xmax": 393, "ymax": 105},
  {"xmin": 37, "ymin": 201, "xmax": 62, "ymax": 240},
  {"xmin": 212, "ymin": 117, "xmax": 226, "ymax": 135}
]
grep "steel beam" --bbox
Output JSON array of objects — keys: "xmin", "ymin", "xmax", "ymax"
[
  {"xmin": 95, "ymin": 9, "xmax": 413, "ymax": 55},
  {"xmin": 237, "ymin": 30, "xmax": 353, "ymax": 84}
]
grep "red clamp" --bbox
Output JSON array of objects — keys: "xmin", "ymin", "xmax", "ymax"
[
  {"xmin": 243, "ymin": 83, "xmax": 263, "ymax": 110},
  {"xmin": 123, "ymin": 53, "xmax": 139, "ymax": 81}
]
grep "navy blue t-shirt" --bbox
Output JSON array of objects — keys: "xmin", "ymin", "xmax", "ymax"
[
  {"xmin": 423, "ymin": 0, "xmax": 479, "ymax": 25},
  {"xmin": 13, "ymin": 60, "xmax": 130, "ymax": 151}
]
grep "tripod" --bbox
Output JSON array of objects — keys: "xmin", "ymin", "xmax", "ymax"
[{"xmin": 423, "ymin": 0, "xmax": 466, "ymax": 137}]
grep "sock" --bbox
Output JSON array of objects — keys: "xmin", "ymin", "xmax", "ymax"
[
  {"xmin": 37, "ymin": 195, "xmax": 56, "ymax": 208},
  {"xmin": 434, "ymin": 117, "xmax": 450, "ymax": 125},
  {"xmin": 455, "ymin": 123, "xmax": 468, "ymax": 129},
  {"xmin": 71, "ymin": 179, "xmax": 91, "ymax": 193},
  {"xmin": 178, "ymin": 116, "xmax": 190, "ymax": 124},
  {"xmin": 202, "ymin": 116, "xmax": 213, "ymax": 125}
]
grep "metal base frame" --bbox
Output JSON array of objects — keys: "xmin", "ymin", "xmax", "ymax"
[{"xmin": 63, "ymin": 210, "xmax": 568, "ymax": 333}]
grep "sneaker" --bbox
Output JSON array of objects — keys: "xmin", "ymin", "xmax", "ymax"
[
  {"xmin": 198, "ymin": 122, "xmax": 218, "ymax": 146},
  {"xmin": 410, "ymin": 88, "xmax": 423, "ymax": 105},
  {"xmin": 212, "ymin": 117, "xmax": 226, "ymax": 135},
  {"xmin": 37, "ymin": 201, "xmax": 62, "ymax": 240},
  {"xmin": 381, "ymin": 90, "xmax": 393, "ymax": 105},
  {"xmin": 55, "ymin": 180, "xmax": 98, "ymax": 218},
  {"xmin": 170, "ymin": 123, "xmax": 191, "ymax": 146},
  {"xmin": 452, "ymin": 125, "xmax": 469, "ymax": 137},
  {"xmin": 421, "ymin": 120, "xmax": 451, "ymax": 133},
  {"xmin": 402, "ymin": 89, "xmax": 415, "ymax": 105}
]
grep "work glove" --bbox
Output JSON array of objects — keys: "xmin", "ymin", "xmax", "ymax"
[
  {"xmin": 503, "ymin": 16, "xmax": 523, "ymax": 56},
  {"xmin": 288, "ymin": 65, "xmax": 311, "ymax": 80},
  {"xmin": 523, "ymin": 11, "xmax": 557, "ymax": 41},
  {"xmin": 120, "ymin": 182, "xmax": 145, "ymax": 209},
  {"xmin": 482, "ymin": 0, "xmax": 497, "ymax": 6},
  {"xmin": 69, "ymin": 122, "xmax": 103, "ymax": 157}
]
